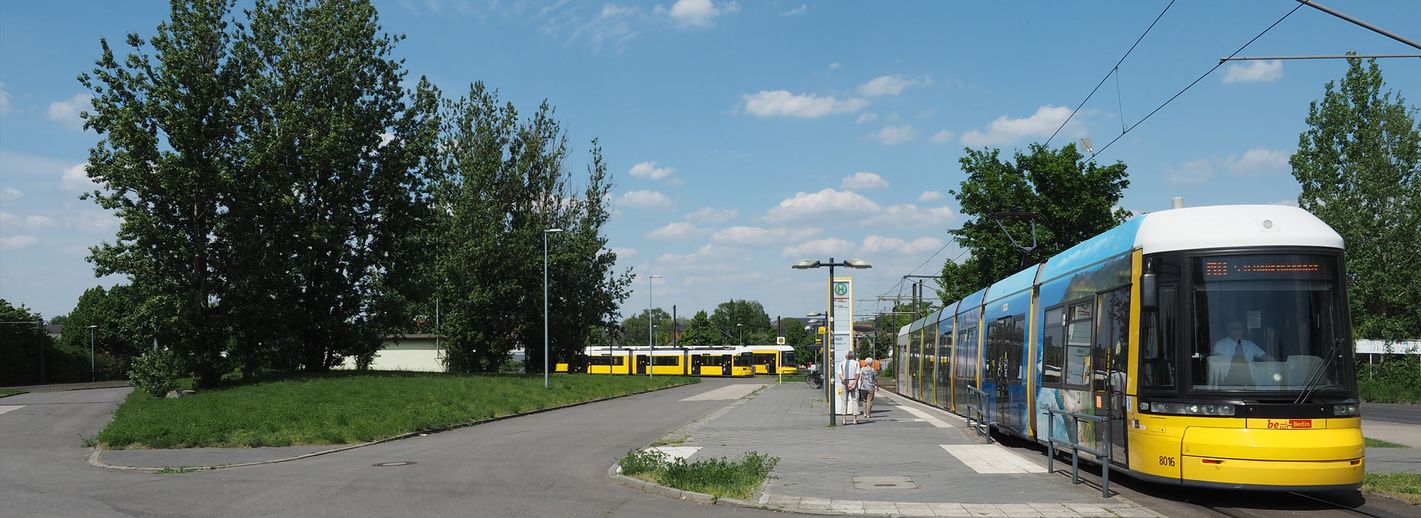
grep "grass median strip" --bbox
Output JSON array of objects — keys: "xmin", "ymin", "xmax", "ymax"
[
  {"xmin": 619, "ymin": 449, "xmax": 778, "ymax": 501},
  {"xmin": 1363, "ymin": 473, "xmax": 1421, "ymax": 504},
  {"xmin": 0, "ymin": 388, "xmax": 25, "ymax": 398},
  {"xmin": 1364, "ymin": 437, "xmax": 1408, "ymax": 448},
  {"xmin": 96, "ymin": 372, "xmax": 696, "ymax": 449}
]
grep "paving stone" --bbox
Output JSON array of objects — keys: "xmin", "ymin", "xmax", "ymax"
[{"xmin": 962, "ymin": 503, "xmax": 1008, "ymax": 517}]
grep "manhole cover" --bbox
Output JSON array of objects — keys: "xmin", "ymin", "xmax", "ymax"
[
  {"xmin": 373, "ymin": 461, "xmax": 417, "ymax": 467},
  {"xmin": 852, "ymin": 476, "xmax": 917, "ymax": 489}
]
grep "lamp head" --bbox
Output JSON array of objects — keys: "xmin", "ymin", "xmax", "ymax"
[
  {"xmin": 844, "ymin": 258, "xmax": 872, "ymax": 269},
  {"xmin": 545, "ymin": 228, "xmax": 564, "ymax": 234},
  {"xmin": 792, "ymin": 259, "xmax": 821, "ymax": 269}
]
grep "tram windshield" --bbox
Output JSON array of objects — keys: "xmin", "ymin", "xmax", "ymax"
[{"xmin": 1188, "ymin": 253, "xmax": 1350, "ymax": 393}]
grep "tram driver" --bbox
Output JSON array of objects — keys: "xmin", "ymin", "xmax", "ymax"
[{"xmin": 1212, "ymin": 321, "xmax": 1273, "ymax": 362}]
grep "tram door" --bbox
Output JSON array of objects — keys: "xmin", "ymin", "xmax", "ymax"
[
  {"xmin": 636, "ymin": 354, "xmax": 649, "ymax": 375},
  {"xmin": 1096, "ymin": 288, "xmax": 1131, "ymax": 466}
]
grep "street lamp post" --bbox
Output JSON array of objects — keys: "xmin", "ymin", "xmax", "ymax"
[
  {"xmin": 647, "ymin": 274, "xmax": 663, "ymax": 378},
  {"xmin": 736, "ymin": 323, "xmax": 744, "ymax": 346},
  {"xmin": 543, "ymin": 228, "xmax": 564, "ymax": 389},
  {"xmin": 792, "ymin": 257, "xmax": 871, "ymax": 427},
  {"xmin": 88, "ymin": 324, "xmax": 97, "ymax": 382}
]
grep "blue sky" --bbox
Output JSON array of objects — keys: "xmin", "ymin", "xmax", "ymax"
[{"xmin": 2, "ymin": 0, "xmax": 1418, "ymax": 324}]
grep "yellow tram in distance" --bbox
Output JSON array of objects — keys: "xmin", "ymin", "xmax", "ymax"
[
  {"xmin": 897, "ymin": 205, "xmax": 1363, "ymax": 491},
  {"xmin": 583, "ymin": 346, "xmax": 755, "ymax": 377},
  {"xmin": 746, "ymin": 345, "xmax": 799, "ymax": 375}
]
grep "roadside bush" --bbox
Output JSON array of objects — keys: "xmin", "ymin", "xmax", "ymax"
[
  {"xmin": 1357, "ymin": 356, "xmax": 1421, "ymax": 404},
  {"xmin": 618, "ymin": 448, "xmax": 668, "ymax": 476},
  {"xmin": 618, "ymin": 449, "xmax": 778, "ymax": 500},
  {"xmin": 129, "ymin": 349, "xmax": 183, "ymax": 397}
]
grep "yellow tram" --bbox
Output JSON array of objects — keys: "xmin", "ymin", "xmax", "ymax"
[
  {"xmin": 583, "ymin": 346, "xmax": 755, "ymax": 377},
  {"xmin": 746, "ymin": 345, "xmax": 799, "ymax": 375},
  {"xmin": 896, "ymin": 205, "xmax": 1363, "ymax": 490}
]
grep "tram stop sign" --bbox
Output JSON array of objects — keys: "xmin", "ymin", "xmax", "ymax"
[{"xmin": 776, "ymin": 336, "xmax": 785, "ymax": 345}]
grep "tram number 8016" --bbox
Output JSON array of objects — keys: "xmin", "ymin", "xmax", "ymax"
[{"xmin": 1158, "ymin": 456, "xmax": 1176, "ymax": 467}]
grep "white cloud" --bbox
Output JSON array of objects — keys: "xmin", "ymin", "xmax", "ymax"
[
  {"xmin": 565, "ymin": 3, "xmax": 642, "ymax": 52},
  {"xmin": 740, "ymin": 90, "xmax": 869, "ymax": 118},
  {"xmin": 765, "ymin": 188, "xmax": 880, "ymax": 223},
  {"xmin": 961, "ymin": 105, "xmax": 1075, "ymax": 147},
  {"xmin": 629, "ymin": 161, "xmax": 675, "ymax": 180},
  {"xmin": 930, "ymin": 130, "xmax": 956, "ymax": 144},
  {"xmin": 918, "ymin": 190, "xmax": 943, "ymax": 202},
  {"xmin": 779, "ymin": 3, "xmax": 808, "ymax": 16},
  {"xmin": 1167, "ymin": 147, "xmax": 1290, "ymax": 184},
  {"xmin": 864, "ymin": 203, "xmax": 954, "ymax": 227},
  {"xmin": 870, "ymin": 125, "xmax": 917, "ymax": 145},
  {"xmin": 686, "ymin": 207, "xmax": 737, "ymax": 223},
  {"xmin": 841, "ymin": 172, "xmax": 888, "ymax": 190},
  {"xmin": 48, "ymin": 93, "xmax": 92, "ymax": 131},
  {"xmin": 860, "ymin": 235, "xmax": 943, "ymax": 255},
  {"xmin": 828, "ymin": 62, "xmax": 841, "ymax": 70},
  {"xmin": 1272, "ymin": 198, "xmax": 1299, "ymax": 207},
  {"xmin": 782, "ymin": 237, "xmax": 856, "ymax": 258},
  {"xmin": 764, "ymin": 188, "xmax": 954, "ymax": 228},
  {"xmin": 1222, "ymin": 60, "xmax": 1283, "ymax": 84},
  {"xmin": 71, "ymin": 210, "xmax": 120, "ymax": 232},
  {"xmin": 23, "ymin": 215, "xmax": 53, "ymax": 228},
  {"xmin": 857, "ymin": 75, "xmax": 931, "ymax": 97},
  {"xmin": 854, "ymin": 112, "xmax": 879, "ymax": 124},
  {"xmin": 1223, "ymin": 147, "xmax": 1289, "ymax": 173},
  {"xmin": 0, "ymin": 82, "xmax": 10, "ymax": 115},
  {"xmin": 659, "ymin": 0, "xmax": 739, "ymax": 28},
  {"xmin": 647, "ymin": 221, "xmax": 700, "ymax": 240},
  {"xmin": 60, "ymin": 163, "xmax": 98, "ymax": 192},
  {"xmin": 610, "ymin": 247, "xmax": 638, "ymax": 260},
  {"xmin": 0, "ymin": 187, "xmax": 21, "ymax": 200},
  {"xmin": 710, "ymin": 225, "xmax": 812, "ymax": 247},
  {"xmin": 0, "ymin": 235, "xmax": 37, "ymax": 249},
  {"xmin": 618, "ymin": 189, "xmax": 673, "ymax": 209},
  {"xmin": 1165, "ymin": 159, "xmax": 1215, "ymax": 184}
]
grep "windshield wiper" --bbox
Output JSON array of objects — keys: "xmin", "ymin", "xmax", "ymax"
[{"xmin": 1293, "ymin": 338, "xmax": 1344, "ymax": 405}]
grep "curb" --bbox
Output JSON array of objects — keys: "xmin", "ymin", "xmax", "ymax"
[{"xmin": 89, "ymin": 379, "xmax": 699, "ymax": 473}]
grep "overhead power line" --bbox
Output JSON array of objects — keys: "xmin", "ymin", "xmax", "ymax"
[
  {"xmin": 1089, "ymin": 1, "xmax": 1306, "ymax": 159},
  {"xmin": 1046, "ymin": 0, "xmax": 1176, "ymax": 147}
]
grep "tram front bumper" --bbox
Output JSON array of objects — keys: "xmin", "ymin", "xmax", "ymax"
[{"xmin": 1180, "ymin": 425, "xmax": 1364, "ymax": 489}]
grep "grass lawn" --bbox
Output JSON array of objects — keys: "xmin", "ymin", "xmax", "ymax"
[
  {"xmin": 0, "ymin": 388, "xmax": 25, "ymax": 398},
  {"xmin": 96, "ymin": 372, "xmax": 696, "ymax": 449},
  {"xmin": 1364, "ymin": 473, "xmax": 1421, "ymax": 504},
  {"xmin": 1365, "ymin": 437, "xmax": 1409, "ymax": 448}
]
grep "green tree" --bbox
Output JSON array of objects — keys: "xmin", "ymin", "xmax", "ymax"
[
  {"xmin": 81, "ymin": 0, "xmax": 244, "ymax": 387},
  {"xmin": 680, "ymin": 311, "xmax": 717, "ymax": 346},
  {"xmin": 709, "ymin": 299, "xmax": 773, "ymax": 345},
  {"xmin": 939, "ymin": 143, "xmax": 1129, "ymax": 302},
  {"xmin": 237, "ymin": 0, "xmax": 435, "ymax": 373},
  {"xmin": 1, "ymin": 301, "xmax": 58, "ymax": 385},
  {"xmin": 57, "ymin": 285, "xmax": 155, "ymax": 380},
  {"xmin": 431, "ymin": 83, "xmax": 627, "ymax": 372},
  {"xmin": 780, "ymin": 319, "xmax": 813, "ymax": 365},
  {"xmin": 620, "ymin": 308, "xmax": 673, "ymax": 350},
  {"xmin": 1291, "ymin": 57, "xmax": 1421, "ymax": 341}
]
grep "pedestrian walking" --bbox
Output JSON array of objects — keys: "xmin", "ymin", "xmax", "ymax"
[
  {"xmin": 859, "ymin": 356, "xmax": 877, "ymax": 420},
  {"xmin": 838, "ymin": 350, "xmax": 861, "ymax": 425}
]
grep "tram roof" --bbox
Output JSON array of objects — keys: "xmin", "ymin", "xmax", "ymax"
[{"xmin": 985, "ymin": 263, "xmax": 1040, "ymax": 304}]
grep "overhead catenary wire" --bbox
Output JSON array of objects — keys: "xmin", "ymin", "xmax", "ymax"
[
  {"xmin": 1045, "ymin": 0, "xmax": 1176, "ymax": 147},
  {"xmin": 1090, "ymin": 2, "xmax": 1306, "ymax": 159}
]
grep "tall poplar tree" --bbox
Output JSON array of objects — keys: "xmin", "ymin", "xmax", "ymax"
[
  {"xmin": 82, "ymin": 0, "xmax": 244, "ymax": 387},
  {"xmin": 1291, "ymin": 57, "xmax": 1421, "ymax": 341}
]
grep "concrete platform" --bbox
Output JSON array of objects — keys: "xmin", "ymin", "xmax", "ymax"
[{"xmin": 671, "ymin": 381, "xmax": 1164, "ymax": 517}]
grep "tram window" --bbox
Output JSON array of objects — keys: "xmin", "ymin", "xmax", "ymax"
[
  {"xmin": 653, "ymin": 356, "xmax": 680, "ymax": 366},
  {"xmin": 1009, "ymin": 315, "xmax": 1025, "ymax": 382},
  {"xmin": 1095, "ymin": 288, "xmax": 1130, "ymax": 392},
  {"xmin": 1188, "ymin": 254, "xmax": 1346, "ymax": 392},
  {"xmin": 1141, "ymin": 285, "xmax": 1176, "ymax": 389},
  {"xmin": 1042, "ymin": 306, "xmax": 1065, "ymax": 385},
  {"xmin": 1064, "ymin": 301, "xmax": 1093, "ymax": 387}
]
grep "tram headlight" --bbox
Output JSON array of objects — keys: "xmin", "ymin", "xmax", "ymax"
[
  {"xmin": 1144, "ymin": 401, "xmax": 1236, "ymax": 416},
  {"xmin": 1333, "ymin": 403, "xmax": 1359, "ymax": 416}
]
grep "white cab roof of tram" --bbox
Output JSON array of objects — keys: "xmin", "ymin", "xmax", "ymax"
[{"xmin": 1136, "ymin": 205, "xmax": 1343, "ymax": 254}]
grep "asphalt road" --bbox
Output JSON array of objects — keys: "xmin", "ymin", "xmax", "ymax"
[
  {"xmin": 0, "ymin": 378, "xmax": 779, "ymax": 518},
  {"xmin": 1363, "ymin": 403, "xmax": 1421, "ymax": 425}
]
